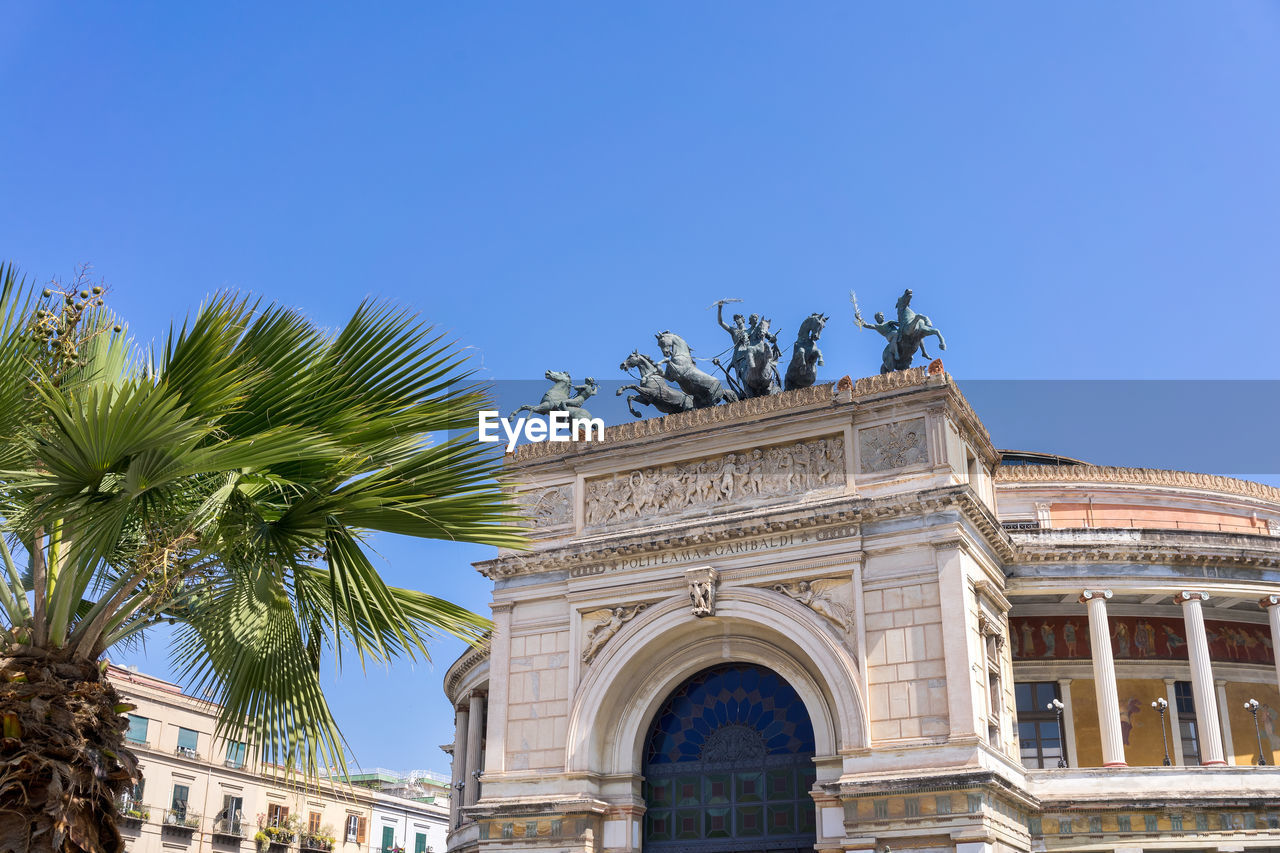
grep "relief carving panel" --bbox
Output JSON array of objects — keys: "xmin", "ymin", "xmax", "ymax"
[
  {"xmin": 583, "ymin": 436, "xmax": 845, "ymax": 528},
  {"xmin": 859, "ymin": 417, "xmax": 928, "ymax": 473},
  {"xmin": 516, "ymin": 484, "xmax": 573, "ymax": 528}
]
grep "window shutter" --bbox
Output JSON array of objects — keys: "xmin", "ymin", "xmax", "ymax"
[{"xmin": 357, "ymin": 817, "xmax": 367, "ymax": 844}]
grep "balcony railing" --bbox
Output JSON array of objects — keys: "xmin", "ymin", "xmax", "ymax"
[
  {"xmin": 225, "ymin": 757, "xmax": 245, "ymax": 770},
  {"xmin": 299, "ymin": 834, "xmax": 334, "ymax": 852},
  {"xmin": 213, "ymin": 816, "xmax": 245, "ymax": 837},
  {"xmin": 175, "ymin": 745, "xmax": 201, "ymax": 760},
  {"xmin": 115, "ymin": 797, "xmax": 150, "ymax": 825},
  {"xmin": 160, "ymin": 809, "xmax": 201, "ymax": 832},
  {"xmin": 124, "ymin": 735, "xmax": 150, "ymax": 748}
]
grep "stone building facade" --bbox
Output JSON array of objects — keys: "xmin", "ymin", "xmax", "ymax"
[{"xmin": 443, "ymin": 367, "xmax": 1280, "ymax": 853}]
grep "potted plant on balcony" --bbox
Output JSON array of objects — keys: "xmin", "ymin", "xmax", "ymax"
[{"xmin": 300, "ymin": 826, "xmax": 336, "ymax": 852}]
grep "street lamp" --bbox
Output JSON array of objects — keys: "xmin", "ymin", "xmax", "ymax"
[
  {"xmin": 1244, "ymin": 699, "xmax": 1267, "ymax": 766},
  {"xmin": 1152, "ymin": 697, "xmax": 1172, "ymax": 766},
  {"xmin": 1047, "ymin": 698, "xmax": 1067, "ymax": 768},
  {"xmin": 453, "ymin": 781, "xmax": 465, "ymax": 827}
]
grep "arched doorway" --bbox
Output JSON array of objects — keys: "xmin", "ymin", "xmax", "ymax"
[{"xmin": 641, "ymin": 663, "xmax": 817, "ymax": 853}]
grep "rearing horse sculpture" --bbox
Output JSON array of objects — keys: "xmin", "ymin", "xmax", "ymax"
[
  {"xmin": 508, "ymin": 370, "xmax": 599, "ymax": 422},
  {"xmin": 618, "ymin": 350, "xmax": 694, "ymax": 418},
  {"xmin": 655, "ymin": 331, "xmax": 737, "ymax": 409},
  {"xmin": 784, "ymin": 312, "xmax": 827, "ymax": 390}
]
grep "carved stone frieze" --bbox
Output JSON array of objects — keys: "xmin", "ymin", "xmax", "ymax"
[
  {"xmin": 859, "ymin": 417, "xmax": 928, "ymax": 473},
  {"xmin": 852, "ymin": 366, "xmax": 930, "ymax": 398},
  {"xmin": 772, "ymin": 579, "xmax": 853, "ymax": 634},
  {"xmin": 583, "ymin": 436, "xmax": 845, "ymax": 528},
  {"xmin": 996, "ymin": 464, "xmax": 1280, "ymax": 505},
  {"xmin": 580, "ymin": 603, "xmax": 647, "ymax": 664},
  {"xmin": 516, "ymin": 484, "xmax": 574, "ymax": 528}
]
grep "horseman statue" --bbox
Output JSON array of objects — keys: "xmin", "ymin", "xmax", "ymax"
[
  {"xmin": 508, "ymin": 370, "xmax": 599, "ymax": 422},
  {"xmin": 851, "ymin": 289, "xmax": 946, "ymax": 374}
]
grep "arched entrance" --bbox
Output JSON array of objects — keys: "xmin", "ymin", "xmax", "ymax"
[{"xmin": 641, "ymin": 663, "xmax": 817, "ymax": 853}]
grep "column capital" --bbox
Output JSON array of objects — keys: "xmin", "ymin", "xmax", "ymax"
[
  {"xmin": 1163, "ymin": 677, "xmax": 1178, "ymax": 686},
  {"xmin": 1176, "ymin": 590, "xmax": 1211, "ymax": 604},
  {"xmin": 1056, "ymin": 677, "xmax": 1073, "ymax": 686},
  {"xmin": 468, "ymin": 690, "xmax": 488, "ymax": 701},
  {"xmin": 1260, "ymin": 594, "xmax": 1280, "ymax": 609},
  {"xmin": 1079, "ymin": 589, "xmax": 1113, "ymax": 603}
]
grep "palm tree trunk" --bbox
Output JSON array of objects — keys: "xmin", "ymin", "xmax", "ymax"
[{"xmin": 0, "ymin": 645, "xmax": 136, "ymax": 853}]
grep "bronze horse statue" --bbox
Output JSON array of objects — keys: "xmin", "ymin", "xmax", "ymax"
[
  {"xmin": 784, "ymin": 312, "xmax": 827, "ymax": 390},
  {"xmin": 508, "ymin": 370, "xmax": 599, "ymax": 422},
  {"xmin": 618, "ymin": 350, "xmax": 694, "ymax": 418},
  {"xmin": 655, "ymin": 331, "xmax": 737, "ymax": 408}
]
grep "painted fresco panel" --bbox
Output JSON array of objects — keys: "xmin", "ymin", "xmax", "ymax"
[{"xmin": 1010, "ymin": 615, "xmax": 1274, "ymax": 665}]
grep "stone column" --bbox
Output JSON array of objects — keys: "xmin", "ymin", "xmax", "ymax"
[
  {"xmin": 1080, "ymin": 589, "xmax": 1126, "ymax": 767},
  {"xmin": 464, "ymin": 692, "xmax": 486, "ymax": 805},
  {"xmin": 1262, "ymin": 595, "xmax": 1280, "ymax": 693},
  {"xmin": 1216, "ymin": 678, "xmax": 1236, "ymax": 765},
  {"xmin": 451, "ymin": 706, "xmax": 469, "ymax": 824},
  {"xmin": 1164, "ymin": 677, "xmax": 1185, "ymax": 766},
  {"xmin": 1056, "ymin": 678, "xmax": 1078, "ymax": 768},
  {"xmin": 1176, "ymin": 590, "xmax": 1226, "ymax": 765}
]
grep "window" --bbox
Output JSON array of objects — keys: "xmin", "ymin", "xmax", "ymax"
[
  {"xmin": 219, "ymin": 795, "xmax": 244, "ymax": 834},
  {"xmin": 268, "ymin": 804, "xmax": 289, "ymax": 827},
  {"xmin": 171, "ymin": 784, "xmax": 190, "ymax": 818},
  {"xmin": 308, "ymin": 812, "xmax": 322, "ymax": 835},
  {"xmin": 225, "ymin": 740, "xmax": 247, "ymax": 769},
  {"xmin": 345, "ymin": 816, "xmax": 360, "ymax": 843},
  {"xmin": 1015, "ymin": 682, "xmax": 1064, "ymax": 768},
  {"xmin": 381, "ymin": 825, "xmax": 395, "ymax": 852},
  {"xmin": 176, "ymin": 727, "xmax": 199, "ymax": 758},
  {"xmin": 1175, "ymin": 681, "xmax": 1201, "ymax": 764},
  {"xmin": 122, "ymin": 777, "xmax": 145, "ymax": 810},
  {"xmin": 414, "ymin": 833, "xmax": 426, "ymax": 853},
  {"xmin": 125, "ymin": 714, "xmax": 149, "ymax": 746}
]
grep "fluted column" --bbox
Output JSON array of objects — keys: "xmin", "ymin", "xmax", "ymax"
[
  {"xmin": 1262, "ymin": 595, "xmax": 1280, "ymax": 693},
  {"xmin": 1215, "ymin": 678, "xmax": 1236, "ymax": 765},
  {"xmin": 464, "ymin": 692, "xmax": 485, "ymax": 806},
  {"xmin": 451, "ymin": 705, "xmax": 469, "ymax": 824},
  {"xmin": 1176, "ymin": 591, "xmax": 1225, "ymax": 765},
  {"xmin": 1081, "ymin": 589, "xmax": 1126, "ymax": 766}
]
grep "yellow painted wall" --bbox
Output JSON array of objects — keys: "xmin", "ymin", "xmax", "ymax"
[
  {"xmin": 1112, "ymin": 678, "xmax": 1170, "ymax": 766},
  {"xmin": 1069, "ymin": 679, "xmax": 1100, "ymax": 768},
  {"xmin": 1223, "ymin": 681, "xmax": 1280, "ymax": 766}
]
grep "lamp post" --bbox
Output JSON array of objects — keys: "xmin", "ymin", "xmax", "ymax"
[
  {"xmin": 1047, "ymin": 698, "xmax": 1067, "ymax": 768},
  {"xmin": 1244, "ymin": 699, "xmax": 1267, "ymax": 766},
  {"xmin": 1152, "ymin": 697, "xmax": 1172, "ymax": 766}
]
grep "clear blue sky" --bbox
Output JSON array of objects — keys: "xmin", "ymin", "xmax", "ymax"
[{"xmin": 3, "ymin": 3, "xmax": 1280, "ymax": 773}]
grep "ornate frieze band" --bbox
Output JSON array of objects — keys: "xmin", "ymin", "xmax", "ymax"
[
  {"xmin": 584, "ymin": 436, "xmax": 846, "ymax": 529},
  {"xmin": 859, "ymin": 417, "xmax": 928, "ymax": 473},
  {"xmin": 996, "ymin": 464, "xmax": 1280, "ymax": 505}
]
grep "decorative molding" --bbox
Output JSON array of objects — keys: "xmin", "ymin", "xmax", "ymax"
[
  {"xmin": 859, "ymin": 417, "xmax": 927, "ymax": 473},
  {"xmin": 444, "ymin": 637, "xmax": 492, "ymax": 702},
  {"xmin": 511, "ymin": 384, "xmax": 837, "ymax": 463},
  {"xmin": 1079, "ymin": 589, "xmax": 1114, "ymax": 604},
  {"xmin": 580, "ymin": 603, "xmax": 647, "ymax": 664},
  {"xmin": 995, "ymin": 464, "xmax": 1280, "ymax": 505},
  {"xmin": 584, "ymin": 436, "xmax": 845, "ymax": 528},
  {"xmin": 1260, "ymin": 595, "xmax": 1280, "ymax": 609},
  {"xmin": 1176, "ymin": 590, "xmax": 1210, "ymax": 604},
  {"xmin": 851, "ymin": 366, "xmax": 930, "ymax": 397}
]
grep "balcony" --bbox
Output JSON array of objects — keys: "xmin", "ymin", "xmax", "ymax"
[
  {"xmin": 213, "ymin": 816, "xmax": 245, "ymax": 840},
  {"xmin": 1026, "ymin": 765, "xmax": 1280, "ymax": 805},
  {"xmin": 300, "ymin": 834, "xmax": 335, "ymax": 852},
  {"xmin": 175, "ymin": 745, "xmax": 201, "ymax": 760},
  {"xmin": 123, "ymin": 735, "xmax": 150, "ymax": 749},
  {"xmin": 115, "ymin": 798, "xmax": 150, "ymax": 829},
  {"xmin": 160, "ymin": 809, "xmax": 201, "ymax": 836},
  {"xmin": 224, "ymin": 758, "xmax": 246, "ymax": 770}
]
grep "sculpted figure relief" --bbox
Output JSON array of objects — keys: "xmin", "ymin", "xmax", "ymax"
[
  {"xmin": 584, "ymin": 436, "xmax": 845, "ymax": 527},
  {"xmin": 581, "ymin": 604, "xmax": 647, "ymax": 663},
  {"xmin": 773, "ymin": 580, "xmax": 853, "ymax": 633},
  {"xmin": 859, "ymin": 418, "xmax": 927, "ymax": 473},
  {"xmin": 688, "ymin": 567, "xmax": 719, "ymax": 617},
  {"xmin": 516, "ymin": 484, "xmax": 573, "ymax": 528}
]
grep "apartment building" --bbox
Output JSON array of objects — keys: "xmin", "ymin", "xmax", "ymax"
[{"xmin": 110, "ymin": 666, "xmax": 448, "ymax": 853}]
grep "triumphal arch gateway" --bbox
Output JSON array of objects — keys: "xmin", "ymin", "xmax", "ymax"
[{"xmin": 444, "ymin": 368, "xmax": 1280, "ymax": 853}]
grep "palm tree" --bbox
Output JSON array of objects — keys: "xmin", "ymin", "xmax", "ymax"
[{"xmin": 0, "ymin": 265, "xmax": 526, "ymax": 853}]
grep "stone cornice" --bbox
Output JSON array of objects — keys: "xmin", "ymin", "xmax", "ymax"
[
  {"xmin": 476, "ymin": 485, "xmax": 1016, "ymax": 580},
  {"xmin": 995, "ymin": 464, "xmax": 1280, "ymax": 506},
  {"xmin": 443, "ymin": 636, "xmax": 491, "ymax": 703},
  {"xmin": 1009, "ymin": 528, "xmax": 1280, "ymax": 570},
  {"xmin": 508, "ymin": 383, "xmax": 837, "ymax": 466}
]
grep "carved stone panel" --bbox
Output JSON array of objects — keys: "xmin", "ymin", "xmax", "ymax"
[
  {"xmin": 517, "ymin": 484, "xmax": 573, "ymax": 528},
  {"xmin": 858, "ymin": 417, "xmax": 928, "ymax": 473},
  {"xmin": 583, "ymin": 435, "xmax": 845, "ymax": 528}
]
